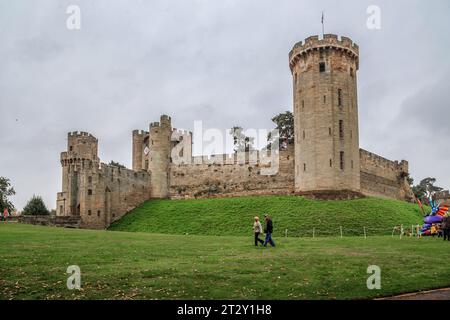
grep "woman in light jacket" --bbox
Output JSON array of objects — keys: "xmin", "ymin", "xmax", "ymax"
[{"xmin": 253, "ymin": 216, "xmax": 264, "ymax": 246}]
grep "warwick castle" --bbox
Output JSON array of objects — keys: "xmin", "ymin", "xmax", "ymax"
[{"xmin": 56, "ymin": 34, "xmax": 414, "ymax": 229}]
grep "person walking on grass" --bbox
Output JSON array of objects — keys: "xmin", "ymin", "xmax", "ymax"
[
  {"xmin": 263, "ymin": 214, "xmax": 276, "ymax": 247},
  {"xmin": 253, "ymin": 216, "xmax": 264, "ymax": 246},
  {"xmin": 431, "ymin": 224, "xmax": 438, "ymax": 237},
  {"xmin": 2, "ymin": 208, "xmax": 8, "ymax": 223},
  {"xmin": 442, "ymin": 214, "xmax": 450, "ymax": 242}
]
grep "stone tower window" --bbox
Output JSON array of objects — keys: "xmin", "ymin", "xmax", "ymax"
[
  {"xmin": 329, "ymin": 127, "xmax": 332, "ymax": 136},
  {"xmin": 69, "ymin": 146, "xmax": 73, "ymax": 151},
  {"xmin": 339, "ymin": 120, "xmax": 344, "ymax": 139},
  {"xmin": 319, "ymin": 62, "xmax": 326, "ymax": 73},
  {"xmin": 88, "ymin": 189, "xmax": 92, "ymax": 195},
  {"xmin": 97, "ymin": 210, "xmax": 101, "ymax": 217},
  {"xmin": 330, "ymin": 159, "xmax": 332, "ymax": 167},
  {"xmin": 294, "ymin": 73, "xmax": 298, "ymax": 85},
  {"xmin": 338, "ymin": 89, "xmax": 343, "ymax": 106},
  {"xmin": 351, "ymin": 160, "xmax": 354, "ymax": 169},
  {"xmin": 340, "ymin": 152, "xmax": 345, "ymax": 170},
  {"xmin": 88, "ymin": 176, "xmax": 92, "ymax": 183},
  {"xmin": 303, "ymin": 131, "xmax": 305, "ymax": 140},
  {"xmin": 350, "ymin": 68, "xmax": 354, "ymax": 77},
  {"xmin": 303, "ymin": 163, "xmax": 306, "ymax": 172},
  {"xmin": 88, "ymin": 210, "xmax": 91, "ymax": 216},
  {"xmin": 323, "ymin": 95, "xmax": 326, "ymax": 104},
  {"xmin": 302, "ymin": 100, "xmax": 305, "ymax": 109}
]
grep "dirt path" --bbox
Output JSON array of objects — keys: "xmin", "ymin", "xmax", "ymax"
[{"xmin": 379, "ymin": 288, "xmax": 450, "ymax": 300}]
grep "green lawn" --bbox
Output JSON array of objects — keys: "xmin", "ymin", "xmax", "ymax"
[
  {"xmin": 1, "ymin": 223, "xmax": 448, "ymax": 300},
  {"xmin": 109, "ymin": 196, "xmax": 423, "ymax": 237}
]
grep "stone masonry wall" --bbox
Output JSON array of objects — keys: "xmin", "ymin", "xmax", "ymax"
[
  {"xmin": 78, "ymin": 164, "xmax": 150, "ymax": 229},
  {"xmin": 169, "ymin": 147, "xmax": 410, "ymax": 201},
  {"xmin": 436, "ymin": 191, "xmax": 450, "ymax": 205},
  {"xmin": 169, "ymin": 147, "xmax": 295, "ymax": 199},
  {"xmin": 359, "ymin": 149, "xmax": 412, "ymax": 201}
]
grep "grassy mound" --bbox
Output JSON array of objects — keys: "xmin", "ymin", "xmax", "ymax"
[{"xmin": 109, "ymin": 196, "xmax": 423, "ymax": 237}]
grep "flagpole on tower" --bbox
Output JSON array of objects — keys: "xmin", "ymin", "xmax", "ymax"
[{"xmin": 321, "ymin": 11, "xmax": 325, "ymax": 37}]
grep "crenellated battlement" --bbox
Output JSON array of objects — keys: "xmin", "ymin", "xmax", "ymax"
[
  {"xmin": 99, "ymin": 162, "xmax": 149, "ymax": 179},
  {"xmin": 132, "ymin": 129, "xmax": 149, "ymax": 136},
  {"xmin": 68, "ymin": 131, "xmax": 98, "ymax": 140},
  {"xmin": 289, "ymin": 34, "xmax": 359, "ymax": 71},
  {"xmin": 150, "ymin": 115, "xmax": 172, "ymax": 129},
  {"xmin": 160, "ymin": 115, "xmax": 171, "ymax": 122},
  {"xmin": 360, "ymin": 149, "xmax": 408, "ymax": 171},
  {"xmin": 173, "ymin": 129, "xmax": 192, "ymax": 135}
]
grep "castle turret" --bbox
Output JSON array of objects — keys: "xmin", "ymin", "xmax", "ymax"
[
  {"xmin": 57, "ymin": 132, "xmax": 99, "ymax": 216},
  {"xmin": 290, "ymin": 35, "xmax": 361, "ymax": 194},
  {"xmin": 148, "ymin": 115, "xmax": 172, "ymax": 198},
  {"xmin": 132, "ymin": 130, "xmax": 149, "ymax": 171}
]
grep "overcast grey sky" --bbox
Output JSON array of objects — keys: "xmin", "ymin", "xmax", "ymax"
[{"xmin": 1, "ymin": 0, "xmax": 449, "ymax": 210}]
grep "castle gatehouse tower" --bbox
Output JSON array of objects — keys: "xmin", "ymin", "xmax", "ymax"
[
  {"xmin": 289, "ymin": 35, "xmax": 361, "ymax": 195},
  {"xmin": 57, "ymin": 132, "xmax": 99, "ymax": 217}
]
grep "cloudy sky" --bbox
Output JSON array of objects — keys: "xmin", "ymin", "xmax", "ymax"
[{"xmin": 1, "ymin": 0, "xmax": 449, "ymax": 210}]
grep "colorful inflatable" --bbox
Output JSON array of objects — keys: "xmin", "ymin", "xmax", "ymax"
[{"xmin": 420, "ymin": 196, "xmax": 449, "ymax": 235}]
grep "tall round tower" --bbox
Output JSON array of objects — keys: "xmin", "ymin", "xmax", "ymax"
[
  {"xmin": 148, "ymin": 115, "xmax": 172, "ymax": 198},
  {"xmin": 289, "ymin": 34, "xmax": 360, "ymax": 195}
]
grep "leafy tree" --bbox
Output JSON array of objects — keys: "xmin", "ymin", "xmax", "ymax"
[
  {"xmin": 0, "ymin": 177, "xmax": 15, "ymax": 213},
  {"xmin": 271, "ymin": 111, "xmax": 294, "ymax": 144},
  {"xmin": 266, "ymin": 111, "xmax": 294, "ymax": 150},
  {"xmin": 406, "ymin": 175, "xmax": 414, "ymax": 186},
  {"xmin": 399, "ymin": 172, "xmax": 414, "ymax": 186},
  {"xmin": 412, "ymin": 177, "xmax": 443, "ymax": 202},
  {"xmin": 22, "ymin": 195, "xmax": 50, "ymax": 216},
  {"xmin": 109, "ymin": 161, "xmax": 126, "ymax": 169},
  {"xmin": 229, "ymin": 126, "xmax": 254, "ymax": 153}
]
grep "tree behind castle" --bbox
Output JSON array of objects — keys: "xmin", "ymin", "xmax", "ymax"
[{"xmin": 22, "ymin": 195, "xmax": 50, "ymax": 216}]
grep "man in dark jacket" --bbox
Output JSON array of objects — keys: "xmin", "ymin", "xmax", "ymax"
[
  {"xmin": 263, "ymin": 214, "xmax": 276, "ymax": 247},
  {"xmin": 442, "ymin": 215, "xmax": 450, "ymax": 241}
]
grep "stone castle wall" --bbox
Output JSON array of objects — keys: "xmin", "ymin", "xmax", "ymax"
[
  {"xmin": 359, "ymin": 149, "xmax": 412, "ymax": 201},
  {"xmin": 169, "ymin": 147, "xmax": 295, "ymax": 199},
  {"xmin": 78, "ymin": 164, "xmax": 150, "ymax": 229},
  {"xmin": 57, "ymin": 162, "xmax": 150, "ymax": 229},
  {"xmin": 168, "ymin": 146, "xmax": 411, "ymax": 201},
  {"xmin": 436, "ymin": 191, "xmax": 450, "ymax": 205}
]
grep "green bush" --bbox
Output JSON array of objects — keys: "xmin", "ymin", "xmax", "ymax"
[{"xmin": 22, "ymin": 195, "xmax": 50, "ymax": 216}]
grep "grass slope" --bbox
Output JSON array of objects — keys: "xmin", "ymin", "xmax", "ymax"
[
  {"xmin": 109, "ymin": 196, "xmax": 423, "ymax": 237},
  {"xmin": 1, "ymin": 223, "xmax": 449, "ymax": 300}
]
